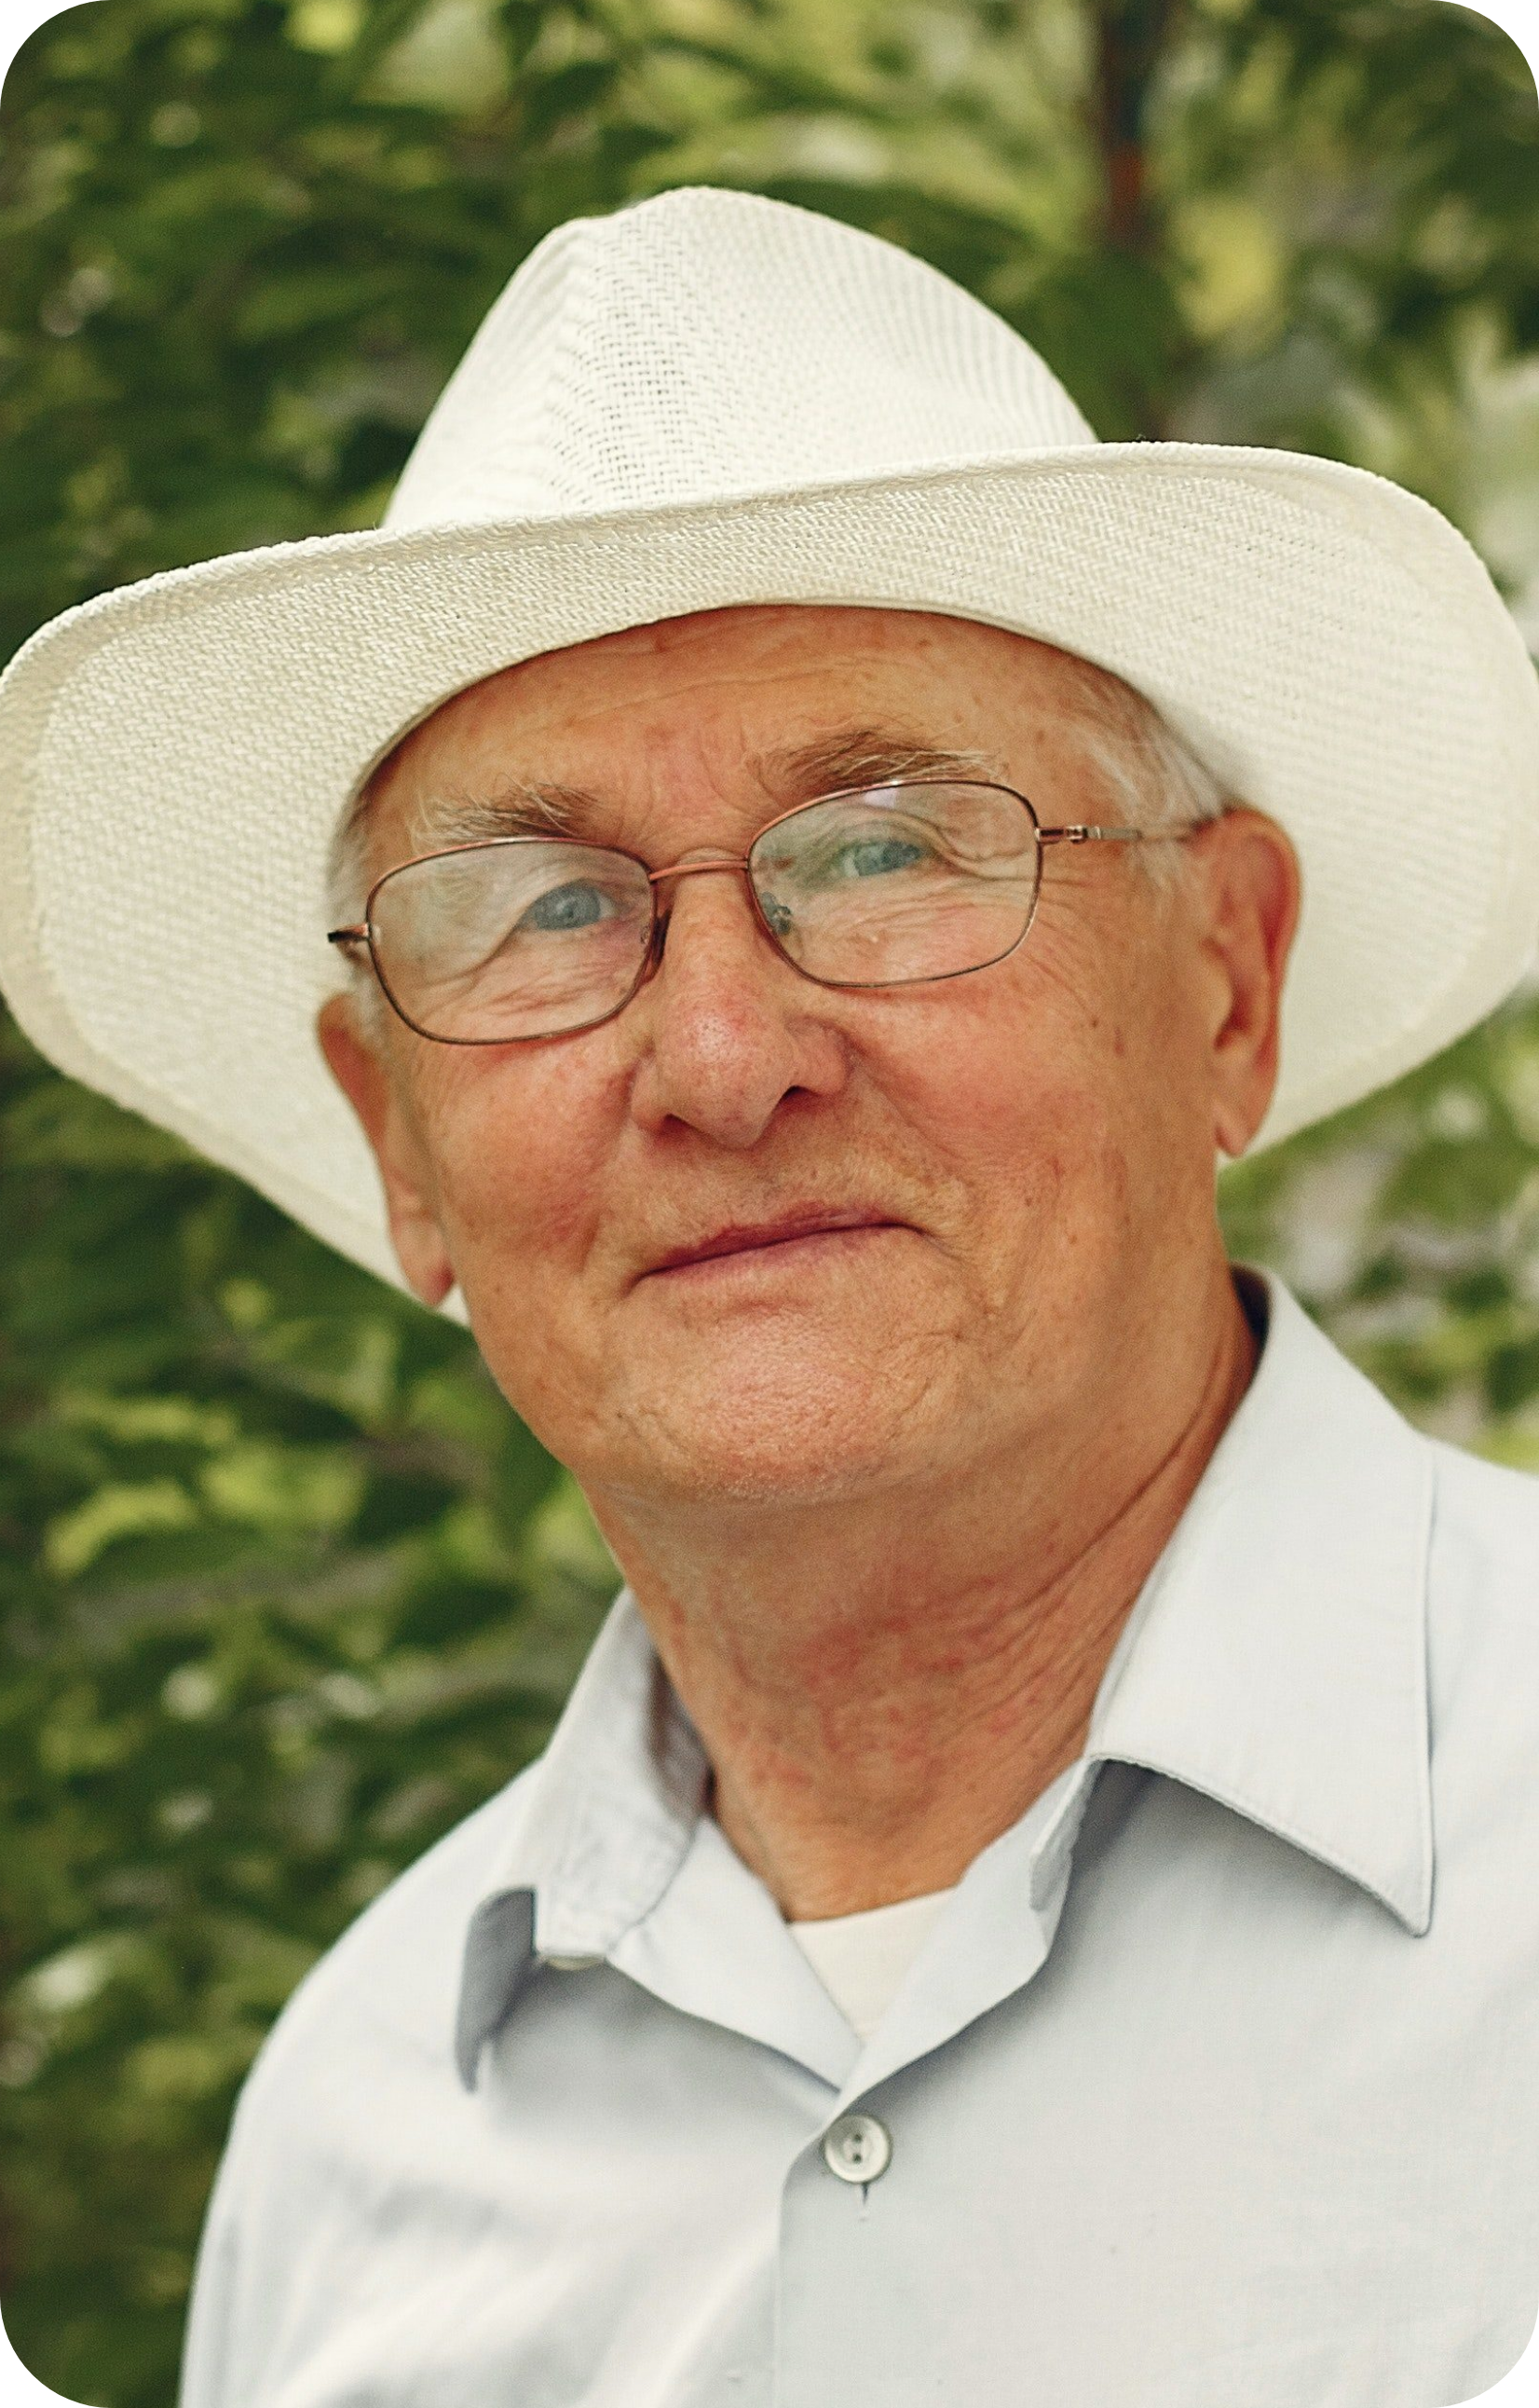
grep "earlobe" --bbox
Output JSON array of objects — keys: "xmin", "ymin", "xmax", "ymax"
[
  {"xmin": 401, "ymin": 1252, "xmax": 456, "ymax": 1311},
  {"xmin": 316, "ymin": 996, "xmax": 456, "ymax": 1308},
  {"xmin": 1214, "ymin": 1089, "xmax": 1265, "ymax": 1162}
]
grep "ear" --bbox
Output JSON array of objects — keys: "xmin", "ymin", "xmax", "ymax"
[
  {"xmin": 316, "ymin": 994, "xmax": 456, "ymax": 1308},
  {"xmin": 1184, "ymin": 809, "xmax": 1301, "ymax": 1160}
]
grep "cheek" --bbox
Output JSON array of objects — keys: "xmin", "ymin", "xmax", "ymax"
[
  {"xmin": 879, "ymin": 978, "xmax": 1140, "ymax": 1332},
  {"xmin": 915, "ymin": 958, "xmax": 1137, "ymax": 1194},
  {"xmin": 412, "ymin": 1049, "xmax": 618, "ymax": 1310}
]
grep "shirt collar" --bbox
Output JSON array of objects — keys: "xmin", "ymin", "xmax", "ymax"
[
  {"xmin": 1083, "ymin": 1267, "xmax": 1434, "ymax": 1936},
  {"xmin": 454, "ymin": 1597, "xmax": 707, "ymax": 2086},
  {"xmin": 456, "ymin": 1267, "xmax": 1434, "ymax": 2087}
]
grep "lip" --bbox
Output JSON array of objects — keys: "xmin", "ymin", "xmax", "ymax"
[{"xmin": 645, "ymin": 1208, "xmax": 902, "ymax": 1277}]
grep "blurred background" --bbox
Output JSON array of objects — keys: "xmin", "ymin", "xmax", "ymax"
[{"xmin": 0, "ymin": 0, "xmax": 1535, "ymax": 2398}]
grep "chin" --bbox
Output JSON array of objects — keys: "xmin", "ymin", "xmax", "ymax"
[
  {"xmin": 616, "ymin": 1376, "xmax": 928, "ymax": 1509},
  {"xmin": 472, "ymin": 1295, "xmax": 966, "ymax": 1506}
]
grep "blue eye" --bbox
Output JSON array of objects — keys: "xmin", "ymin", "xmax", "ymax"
[
  {"xmin": 755, "ymin": 822, "xmax": 937, "ymax": 916},
  {"xmin": 521, "ymin": 882, "xmax": 612, "ymax": 933},
  {"xmin": 831, "ymin": 834, "xmax": 928, "ymax": 880}
]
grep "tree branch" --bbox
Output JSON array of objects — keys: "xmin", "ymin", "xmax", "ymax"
[{"xmin": 1093, "ymin": 0, "xmax": 1183, "ymax": 257}]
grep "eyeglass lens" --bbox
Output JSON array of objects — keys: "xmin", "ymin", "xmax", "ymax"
[{"xmin": 367, "ymin": 781, "xmax": 1042, "ymax": 1043}]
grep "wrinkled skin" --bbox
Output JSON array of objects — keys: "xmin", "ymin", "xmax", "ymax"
[{"xmin": 320, "ymin": 606, "xmax": 1300, "ymax": 1915}]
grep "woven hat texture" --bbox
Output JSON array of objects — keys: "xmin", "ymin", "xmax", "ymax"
[{"xmin": 1, "ymin": 185, "xmax": 1536, "ymax": 1299}]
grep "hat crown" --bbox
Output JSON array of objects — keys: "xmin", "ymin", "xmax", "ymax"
[{"xmin": 385, "ymin": 187, "xmax": 1096, "ymax": 534}]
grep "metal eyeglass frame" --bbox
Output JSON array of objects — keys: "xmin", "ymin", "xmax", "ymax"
[{"xmin": 326, "ymin": 778, "xmax": 1168, "ymax": 1047}]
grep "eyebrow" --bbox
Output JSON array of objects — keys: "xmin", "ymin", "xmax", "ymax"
[{"xmin": 399, "ymin": 726, "xmax": 1006, "ymax": 856}]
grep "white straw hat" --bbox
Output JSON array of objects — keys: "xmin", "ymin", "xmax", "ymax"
[{"xmin": 1, "ymin": 185, "xmax": 1536, "ymax": 1298}]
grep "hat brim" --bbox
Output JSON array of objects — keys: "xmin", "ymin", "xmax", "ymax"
[{"xmin": 2, "ymin": 441, "xmax": 1536, "ymax": 1302}]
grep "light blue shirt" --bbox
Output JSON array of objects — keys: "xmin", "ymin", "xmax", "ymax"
[{"xmin": 180, "ymin": 1272, "xmax": 1539, "ymax": 2408}]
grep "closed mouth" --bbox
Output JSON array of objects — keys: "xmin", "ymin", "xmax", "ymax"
[{"xmin": 647, "ymin": 1212, "xmax": 901, "ymax": 1276}]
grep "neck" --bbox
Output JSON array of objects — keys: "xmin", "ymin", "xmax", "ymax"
[{"xmin": 587, "ymin": 1263, "xmax": 1261, "ymax": 1922}]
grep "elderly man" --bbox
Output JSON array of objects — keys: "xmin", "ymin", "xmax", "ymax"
[{"xmin": 3, "ymin": 188, "xmax": 1539, "ymax": 2408}]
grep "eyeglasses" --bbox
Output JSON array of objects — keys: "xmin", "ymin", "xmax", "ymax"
[{"xmin": 328, "ymin": 779, "xmax": 1172, "ymax": 1047}]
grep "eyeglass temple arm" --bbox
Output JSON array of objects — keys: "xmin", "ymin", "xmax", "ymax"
[
  {"xmin": 1037, "ymin": 825, "xmax": 1151, "ymax": 846},
  {"xmin": 328, "ymin": 926, "xmax": 368, "ymax": 949}
]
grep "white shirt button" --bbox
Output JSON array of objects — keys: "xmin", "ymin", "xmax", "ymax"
[{"xmin": 822, "ymin": 2111, "xmax": 892, "ymax": 2184}]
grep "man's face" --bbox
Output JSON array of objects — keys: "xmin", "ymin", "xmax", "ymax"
[{"xmin": 322, "ymin": 607, "xmax": 1292, "ymax": 1515}]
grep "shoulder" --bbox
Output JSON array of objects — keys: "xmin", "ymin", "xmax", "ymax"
[
  {"xmin": 1421, "ymin": 1437, "xmax": 1539, "ymax": 1819},
  {"xmin": 1423, "ymin": 1434, "xmax": 1539, "ymax": 1701},
  {"xmin": 180, "ymin": 1758, "xmax": 552, "ymax": 2405},
  {"xmin": 1426, "ymin": 1436, "xmax": 1539, "ymax": 1615}
]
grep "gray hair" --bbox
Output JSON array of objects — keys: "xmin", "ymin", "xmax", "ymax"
[
  {"xmin": 325, "ymin": 659, "xmax": 1232, "ymax": 1023},
  {"xmin": 1047, "ymin": 654, "xmax": 1231, "ymax": 898}
]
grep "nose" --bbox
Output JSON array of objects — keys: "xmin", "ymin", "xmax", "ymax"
[{"xmin": 625, "ymin": 860, "xmax": 849, "ymax": 1147}]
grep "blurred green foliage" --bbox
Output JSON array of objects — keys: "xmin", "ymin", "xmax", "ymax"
[{"xmin": 0, "ymin": 0, "xmax": 1535, "ymax": 2398}]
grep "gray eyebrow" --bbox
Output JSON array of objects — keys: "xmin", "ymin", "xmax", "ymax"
[
  {"xmin": 403, "ymin": 778, "xmax": 596, "ymax": 855},
  {"xmin": 402, "ymin": 728, "xmax": 1006, "ymax": 856},
  {"xmin": 756, "ymin": 727, "xmax": 1003, "ymax": 797}
]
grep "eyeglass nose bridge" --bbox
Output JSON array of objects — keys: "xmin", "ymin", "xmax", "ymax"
[
  {"xmin": 646, "ymin": 855, "xmax": 750, "ymax": 886},
  {"xmin": 642, "ymin": 852, "xmax": 765, "ymax": 970}
]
